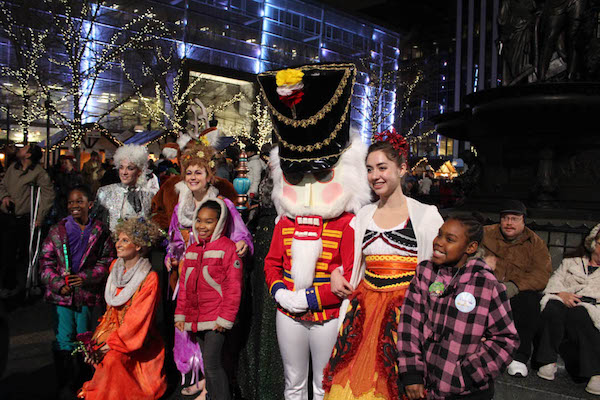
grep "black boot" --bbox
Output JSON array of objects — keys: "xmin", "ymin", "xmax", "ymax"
[
  {"xmin": 73, "ymin": 352, "xmax": 93, "ymax": 390},
  {"xmin": 53, "ymin": 350, "xmax": 76, "ymax": 400}
]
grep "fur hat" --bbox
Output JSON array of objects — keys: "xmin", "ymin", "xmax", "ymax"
[
  {"xmin": 162, "ymin": 142, "xmax": 180, "ymax": 160},
  {"xmin": 585, "ymin": 223, "xmax": 600, "ymax": 253},
  {"xmin": 113, "ymin": 144, "xmax": 149, "ymax": 186}
]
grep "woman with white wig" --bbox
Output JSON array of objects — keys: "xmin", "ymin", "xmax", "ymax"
[{"xmin": 95, "ymin": 144, "xmax": 158, "ymax": 232}]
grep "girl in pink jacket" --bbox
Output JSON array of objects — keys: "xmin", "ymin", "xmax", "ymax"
[{"xmin": 175, "ymin": 198, "xmax": 242, "ymax": 400}]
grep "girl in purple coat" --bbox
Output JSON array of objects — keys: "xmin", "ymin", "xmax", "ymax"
[
  {"xmin": 40, "ymin": 185, "xmax": 115, "ymax": 399},
  {"xmin": 398, "ymin": 214, "xmax": 519, "ymax": 400},
  {"xmin": 166, "ymin": 143, "xmax": 253, "ymax": 398}
]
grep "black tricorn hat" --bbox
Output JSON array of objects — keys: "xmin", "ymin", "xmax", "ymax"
[{"xmin": 257, "ymin": 63, "xmax": 357, "ymax": 173}]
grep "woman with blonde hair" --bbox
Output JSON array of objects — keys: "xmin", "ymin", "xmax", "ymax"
[{"xmin": 78, "ymin": 217, "xmax": 166, "ymax": 400}]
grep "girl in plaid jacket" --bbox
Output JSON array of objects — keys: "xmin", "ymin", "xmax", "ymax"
[{"xmin": 398, "ymin": 214, "xmax": 519, "ymax": 400}]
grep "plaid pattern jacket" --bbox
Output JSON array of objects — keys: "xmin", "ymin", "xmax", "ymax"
[{"xmin": 397, "ymin": 258, "xmax": 519, "ymax": 399}]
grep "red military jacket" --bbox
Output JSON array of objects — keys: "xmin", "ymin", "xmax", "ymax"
[{"xmin": 264, "ymin": 212, "xmax": 355, "ymax": 322}]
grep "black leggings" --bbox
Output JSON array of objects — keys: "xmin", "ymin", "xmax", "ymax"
[
  {"xmin": 536, "ymin": 299, "xmax": 600, "ymax": 377},
  {"xmin": 196, "ymin": 330, "xmax": 230, "ymax": 400}
]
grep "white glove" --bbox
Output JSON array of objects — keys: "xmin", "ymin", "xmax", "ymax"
[{"xmin": 274, "ymin": 289, "xmax": 309, "ymax": 313}]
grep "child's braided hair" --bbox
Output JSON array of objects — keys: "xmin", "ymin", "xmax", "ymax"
[{"xmin": 446, "ymin": 212, "xmax": 485, "ymax": 244}]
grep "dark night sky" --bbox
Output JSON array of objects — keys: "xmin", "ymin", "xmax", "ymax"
[{"xmin": 315, "ymin": 0, "xmax": 456, "ymax": 49}]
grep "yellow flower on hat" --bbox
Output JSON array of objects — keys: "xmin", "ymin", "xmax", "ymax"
[{"xmin": 276, "ymin": 69, "xmax": 304, "ymax": 87}]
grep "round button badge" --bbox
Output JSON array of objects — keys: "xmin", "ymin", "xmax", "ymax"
[
  {"xmin": 455, "ymin": 291, "xmax": 476, "ymax": 313},
  {"xmin": 429, "ymin": 281, "xmax": 445, "ymax": 297}
]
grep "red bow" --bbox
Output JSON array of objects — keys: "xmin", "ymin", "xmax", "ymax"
[{"xmin": 373, "ymin": 128, "xmax": 409, "ymax": 158}]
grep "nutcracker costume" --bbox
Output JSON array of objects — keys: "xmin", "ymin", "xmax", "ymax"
[{"xmin": 260, "ymin": 63, "xmax": 370, "ymax": 400}]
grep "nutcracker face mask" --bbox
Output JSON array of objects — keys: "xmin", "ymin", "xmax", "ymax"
[{"xmin": 270, "ymin": 135, "xmax": 369, "ymax": 220}]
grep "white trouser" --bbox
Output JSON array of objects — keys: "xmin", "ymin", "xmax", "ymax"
[{"xmin": 276, "ymin": 311, "xmax": 339, "ymax": 400}]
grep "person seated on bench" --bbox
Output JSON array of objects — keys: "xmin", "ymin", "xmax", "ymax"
[{"xmin": 536, "ymin": 223, "xmax": 600, "ymax": 396}]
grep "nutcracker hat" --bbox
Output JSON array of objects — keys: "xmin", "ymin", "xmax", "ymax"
[{"xmin": 257, "ymin": 63, "xmax": 357, "ymax": 173}]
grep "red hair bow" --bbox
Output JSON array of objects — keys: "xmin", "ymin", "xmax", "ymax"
[{"xmin": 372, "ymin": 128, "xmax": 408, "ymax": 158}]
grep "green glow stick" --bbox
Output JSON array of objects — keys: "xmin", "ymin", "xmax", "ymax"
[{"xmin": 63, "ymin": 244, "xmax": 71, "ymax": 275}]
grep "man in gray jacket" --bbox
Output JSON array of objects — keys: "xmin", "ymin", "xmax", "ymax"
[{"xmin": 0, "ymin": 144, "xmax": 55, "ymax": 298}]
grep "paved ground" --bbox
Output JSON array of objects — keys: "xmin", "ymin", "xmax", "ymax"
[
  {"xmin": 0, "ymin": 296, "xmax": 184, "ymax": 400},
  {"xmin": 0, "ymin": 296, "xmax": 596, "ymax": 400}
]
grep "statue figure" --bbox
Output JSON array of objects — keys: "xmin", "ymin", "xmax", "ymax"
[
  {"xmin": 498, "ymin": 0, "xmax": 538, "ymax": 85},
  {"xmin": 538, "ymin": 0, "xmax": 587, "ymax": 81}
]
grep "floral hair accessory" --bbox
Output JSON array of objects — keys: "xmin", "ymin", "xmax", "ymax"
[
  {"xmin": 372, "ymin": 128, "xmax": 409, "ymax": 159},
  {"xmin": 276, "ymin": 68, "xmax": 304, "ymax": 118},
  {"xmin": 197, "ymin": 150, "xmax": 205, "ymax": 158},
  {"xmin": 209, "ymin": 160, "xmax": 216, "ymax": 169},
  {"xmin": 199, "ymin": 136, "xmax": 211, "ymax": 146}
]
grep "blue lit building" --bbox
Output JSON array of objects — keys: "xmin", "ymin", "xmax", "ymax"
[
  {"xmin": 149, "ymin": 0, "xmax": 403, "ymax": 140},
  {"xmin": 0, "ymin": 0, "xmax": 403, "ymax": 150}
]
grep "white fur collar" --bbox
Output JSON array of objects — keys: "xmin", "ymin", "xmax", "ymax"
[
  {"xmin": 270, "ymin": 133, "xmax": 371, "ymax": 219},
  {"xmin": 175, "ymin": 181, "xmax": 220, "ymax": 228}
]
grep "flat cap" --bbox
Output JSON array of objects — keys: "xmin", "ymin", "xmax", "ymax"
[{"xmin": 500, "ymin": 199, "xmax": 527, "ymax": 216}]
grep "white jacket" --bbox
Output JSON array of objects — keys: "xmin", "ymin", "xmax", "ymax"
[
  {"xmin": 541, "ymin": 256, "xmax": 600, "ymax": 331},
  {"xmin": 337, "ymin": 197, "xmax": 444, "ymax": 326}
]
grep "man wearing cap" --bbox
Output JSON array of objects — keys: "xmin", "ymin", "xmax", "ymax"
[{"xmin": 482, "ymin": 199, "xmax": 552, "ymax": 377}]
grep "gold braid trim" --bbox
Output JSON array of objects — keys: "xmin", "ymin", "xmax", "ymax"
[
  {"xmin": 259, "ymin": 64, "xmax": 356, "ymax": 128},
  {"xmin": 363, "ymin": 280, "xmax": 411, "ymax": 291},
  {"xmin": 278, "ymin": 145, "xmax": 350, "ymax": 163},
  {"xmin": 365, "ymin": 255, "xmax": 419, "ymax": 263},
  {"xmin": 273, "ymin": 81, "xmax": 354, "ymax": 153}
]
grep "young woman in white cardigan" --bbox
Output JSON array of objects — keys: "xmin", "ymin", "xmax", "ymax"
[
  {"xmin": 323, "ymin": 134, "xmax": 443, "ymax": 400},
  {"xmin": 536, "ymin": 223, "xmax": 600, "ymax": 395}
]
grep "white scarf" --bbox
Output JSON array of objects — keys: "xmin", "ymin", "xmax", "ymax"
[
  {"xmin": 104, "ymin": 257, "xmax": 152, "ymax": 307},
  {"xmin": 176, "ymin": 182, "xmax": 220, "ymax": 228}
]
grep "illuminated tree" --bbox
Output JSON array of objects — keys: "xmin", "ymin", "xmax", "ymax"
[
  {"xmin": 0, "ymin": 1, "xmax": 49, "ymax": 143},
  {"xmin": 356, "ymin": 57, "xmax": 437, "ymax": 150},
  {"xmin": 235, "ymin": 94, "xmax": 273, "ymax": 149},
  {"xmin": 42, "ymin": 0, "xmax": 169, "ymax": 149}
]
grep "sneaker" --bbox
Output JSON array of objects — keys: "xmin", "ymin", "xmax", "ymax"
[
  {"xmin": 507, "ymin": 360, "xmax": 529, "ymax": 377},
  {"xmin": 537, "ymin": 363, "xmax": 557, "ymax": 381},
  {"xmin": 586, "ymin": 375, "xmax": 600, "ymax": 395}
]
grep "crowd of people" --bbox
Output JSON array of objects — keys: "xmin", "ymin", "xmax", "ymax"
[{"xmin": 0, "ymin": 63, "xmax": 599, "ymax": 400}]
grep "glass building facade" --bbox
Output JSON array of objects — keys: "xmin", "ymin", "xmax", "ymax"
[{"xmin": 0, "ymin": 0, "xmax": 404, "ymax": 147}]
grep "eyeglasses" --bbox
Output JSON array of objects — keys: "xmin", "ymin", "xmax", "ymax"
[{"xmin": 500, "ymin": 215, "xmax": 523, "ymax": 223}]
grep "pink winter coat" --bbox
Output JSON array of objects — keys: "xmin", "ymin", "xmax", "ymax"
[{"xmin": 174, "ymin": 197, "xmax": 243, "ymax": 331}]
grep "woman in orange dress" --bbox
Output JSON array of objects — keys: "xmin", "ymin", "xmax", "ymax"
[
  {"xmin": 78, "ymin": 218, "xmax": 166, "ymax": 400},
  {"xmin": 323, "ymin": 134, "xmax": 443, "ymax": 400}
]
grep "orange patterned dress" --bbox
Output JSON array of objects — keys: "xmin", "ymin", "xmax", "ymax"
[
  {"xmin": 324, "ymin": 219, "xmax": 418, "ymax": 400},
  {"xmin": 78, "ymin": 262, "xmax": 166, "ymax": 400}
]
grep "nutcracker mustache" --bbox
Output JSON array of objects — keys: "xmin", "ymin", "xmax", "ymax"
[{"xmin": 290, "ymin": 237, "xmax": 323, "ymax": 290}]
